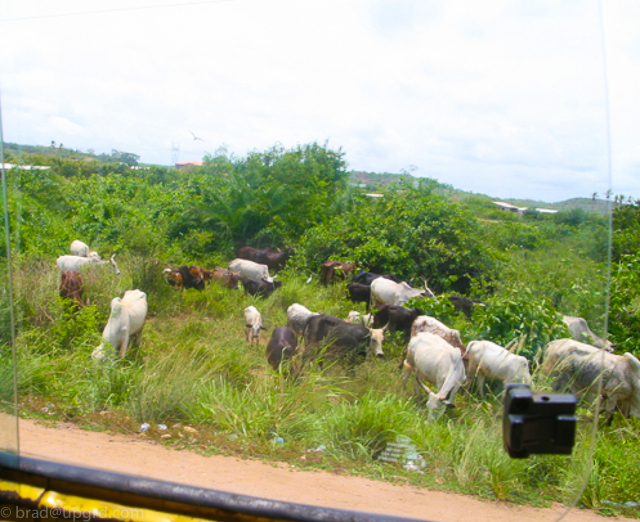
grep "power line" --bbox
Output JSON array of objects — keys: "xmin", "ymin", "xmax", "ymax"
[{"xmin": 0, "ymin": 0, "xmax": 231, "ymax": 23}]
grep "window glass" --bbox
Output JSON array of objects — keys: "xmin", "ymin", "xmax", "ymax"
[{"xmin": 2, "ymin": 1, "xmax": 638, "ymax": 520}]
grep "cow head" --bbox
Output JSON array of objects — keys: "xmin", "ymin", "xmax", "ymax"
[{"xmin": 367, "ymin": 327, "xmax": 386, "ymax": 358}]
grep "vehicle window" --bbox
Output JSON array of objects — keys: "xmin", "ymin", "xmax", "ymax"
[{"xmin": 2, "ymin": 2, "xmax": 638, "ymax": 521}]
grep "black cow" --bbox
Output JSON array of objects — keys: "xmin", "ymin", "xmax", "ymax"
[
  {"xmin": 352, "ymin": 271, "xmax": 403, "ymax": 286},
  {"xmin": 242, "ymin": 278, "xmax": 283, "ymax": 298},
  {"xmin": 302, "ymin": 314, "xmax": 384, "ymax": 367},
  {"xmin": 448, "ymin": 295, "xmax": 483, "ymax": 320},
  {"xmin": 346, "ymin": 282, "xmax": 372, "ymax": 311},
  {"xmin": 372, "ymin": 304, "xmax": 422, "ymax": 342},
  {"xmin": 238, "ymin": 246, "xmax": 292, "ymax": 271},
  {"xmin": 266, "ymin": 326, "xmax": 297, "ymax": 372},
  {"xmin": 177, "ymin": 265, "xmax": 205, "ymax": 290}
]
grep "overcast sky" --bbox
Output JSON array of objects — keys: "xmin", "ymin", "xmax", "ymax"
[{"xmin": 1, "ymin": 0, "xmax": 638, "ymax": 202}]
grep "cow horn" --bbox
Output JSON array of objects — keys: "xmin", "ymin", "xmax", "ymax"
[
  {"xmin": 416, "ymin": 374, "xmax": 434, "ymax": 395},
  {"xmin": 382, "ymin": 321, "xmax": 390, "ymax": 332}
]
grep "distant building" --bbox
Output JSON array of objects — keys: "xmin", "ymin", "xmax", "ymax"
[
  {"xmin": 493, "ymin": 201, "xmax": 527, "ymax": 215},
  {"xmin": 1, "ymin": 163, "xmax": 50, "ymax": 171},
  {"xmin": 493, "ymin": 201, "xmax": 558, "ymax": 215}
]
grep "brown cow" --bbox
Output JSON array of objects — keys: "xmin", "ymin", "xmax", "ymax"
[
  {"xmin": 211, "ymin": 267, "xmax": 241, "ymax": 289},
  {"xmin": 238, "ymin": 246, "xmax": 292, "ymax": 271},
  {"xmin": 319, "ymin": 260, "xmax": 356, "ymax": 286},
  {"xmin": 59, "ymin": 270, "xmax": 86, "ymax": 306}
]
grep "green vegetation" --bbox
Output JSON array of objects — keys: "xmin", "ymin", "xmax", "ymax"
[{"xmin": 1, "ymin": 142, "xmax": 639, "ymax": 517}]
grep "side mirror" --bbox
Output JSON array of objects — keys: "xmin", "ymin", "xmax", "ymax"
[{"xmin": 503, "ymin": 383, "xmax": 577, "ymax": 459}]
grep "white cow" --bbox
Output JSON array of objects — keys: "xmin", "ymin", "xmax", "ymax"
[
  {"xmin": 92, "ymin": 289, "xmax": 148, "ymax": 360},
  {"xmin": 402, "ymin": 332, "xmax": 466, "ymax": 411},
  {"xmin": 464, "ymin": 340, "xmax": 531, "ymax": 397},
  {"xmin": 542, "ymin": 339, "xmax": 640, "ymax": 424},
  {"xmin": 70, "ymin": 240, "xmax": 100, "ymax": 259},
  {"xmin": 562, "ymin": 316, "xmax": 614, "ymax": 352},
  {"xmin": 244, "ymin": 305, "xmax": 266, "ymax": 344},
  {"xmin": 287, "ymin": 303, "xmax": 319, "ymax": 337},
  {"xmin": 345, "ymin": 311, "xmax": 374, "ymax": 326},
  {"xmin": 229, "ymin": 258, "xmax": 274, "ymax": 283},
  {"xmin": 370, "ymin": 277, "xmax": 434, "ymax": 307},
  {"xmin": 57, "ymin": 253, "xmax": 121, "ymax": 275},
  {"xmin": 411, "ymin": 315, "xmax": 465, "ymax": 353}
]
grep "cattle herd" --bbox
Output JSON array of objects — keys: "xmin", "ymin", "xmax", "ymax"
[{"xmin": 55, "ymin": 241, "xmax": 640, "ymax": 424}]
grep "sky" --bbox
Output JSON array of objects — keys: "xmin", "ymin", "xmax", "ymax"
[{"xmin": 1, "ymin": 0, "xmax": 638, "ymax": 203}]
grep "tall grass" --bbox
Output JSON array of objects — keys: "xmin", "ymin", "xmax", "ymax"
[{"xmin": 9, "ymin": 255, "xmax": 640, "ymax": 516}]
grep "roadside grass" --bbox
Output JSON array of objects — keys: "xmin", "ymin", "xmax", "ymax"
[{"xmin": 6, "ymin": 256, "xmax": 640, "ymax": 518}]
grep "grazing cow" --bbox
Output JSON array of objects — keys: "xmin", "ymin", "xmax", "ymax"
[
  {"xmin": 287, "ymin": 303, "xmax": 319, "ymax": 337},
  {"xmin": 180, "ymin": 265, "xmax": 205, "ymax": 290},
  {"xmin": 69, "ymin": 239, "xmax": 100, "ymax": 259},
  {"xmin": 57, "ymin": 253, "xmax": 121, "ymax": 275},
  {"xmin": 346, "ymin": 282, "xmax": 372, "ymax": 311},
  {"xmin": 320, "ymin": 260, "xmax": 356, "ymax": 286},
  {"xmin": 211, "ymin": 267, "xmax": 241, "ymax": 289},
  {"xmin": 92, "ymin": 290, "xmax": 148, "ymax": 360},
  {"xmin": 402, "ymin": 332, "xmax": 467, "ymax": 411},
  {"xmin": 464, "ymin": 340, "xmax": 531, "ymax": 397},
  {"xmin": 373, "ymin": 304, "xmax": 422, "ymax": 342},
  {"xmin": 302, "ymin": 314, "xmax": 385, "ymax": 366},
  {"xmin": 345, "ymin": 311, "xmax": 374, "ymax": 326},
  {"xmin": 448, "ymin": 295, "xmax": 483, "ymax": 320},
  {"xmin": 238, "ymin": 247, "xmax": 292, "ymax": 271},
  {"xmin": 266, "ymin": 326, "xmax": 298, "ymax": 372},
  {"xmin": 242, "ymin": 278, "xmax": 283, "ymax": 298},
  {"xmin": 59, "ymin": 270, "xmax": 85, "ymax": 306},
  {"xmin": 163, "ymin": 268, "xmax": 183, "ymax": 288},
  {"xmin": 244, "ymin": 305, "xmax": 266, "ymax": 344},
  {"xmin": 229, "ymin": 258, "xmax": 274, "ymax": 283},
  {"xmin": 353, "ymin": 271, "xmax": 402, "ymax": 286},
  {"xmin": 370, "ymin": 277, "xmax": 434, "ymax": 307},
  {"xmin": 410, "ymin": 315, "xmax": 465, "ymax": 353},
  {"xmin": 562, "ymin": 316, "xmax": 614, "ymax": 352},
  {"xmin": 542, "ymin": 339, "xmax": 640, "ymax": 424}
]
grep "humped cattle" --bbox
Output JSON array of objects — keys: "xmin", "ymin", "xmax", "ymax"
[
  {"xmin": 59, "ymin": 270, "xmax": 85, "ymax": 307},
  {"xmin": 57, "ymin": 253, "xmax": 121, "ymax": 275},
  {"xmin": 229, "ymin": 258, "xmax": 275, "ymax": 283},
  {"xmin": 542, "ymin": 339, "xmax": 640, "ymax": 424},
  {"xmin": 244, "ymin": 305, "xmax": 266, "ymax": 344},
  {"xmin": 242, "ymin": 278, "xmax": 283, "ymax": 298},
  {"xmin": 70, "ymin": 240, "xmax": 98, "ymax": 258},
  {"xmin": 287, "ymin": 303, "xmax": 319, "ymax": 337},
  {"xmin": 410, "ymin": 315, "xmax": 465, "ymax": 353},
  {"xmin": 352, "ymin": 271, "xmax": 402, "ymax": 286},
  {"xmin": 464, "ymin": 340, "xmax": 531, "ymax": 397},
  {"xmin": 373, "ymin": 304, "xmax": 422, "ymax": 342},
  {"xmin": 562, "ymin": 315, "xmax": 614, "ymax": 352},
  {"xmin": 92, "ymin": 289, "xmax": 148, "ymax": 360},
  {"xmin": 345, "ymin": 311, "xmax": 374, "ymax": 326},
  {"xmin": 238, "ymin": 246, "xmax": 292, "ymax": 271},
  {"xmin": 346, "ymin": 282, "xmax": 372, "ymax": 311},
  {"xmin": 370, "ymin": 277, "xmax": 434, "ymax": 307},
  {"xmin": 402, "ymin": 331, "xmax": 466, "ymax": 411},
  {"xmin": 319, "ymin": 260, "xmax": 356, "ymax": 286},
  {"xmin": 211, "ymin": 267, "xmax": 241, "ymax": 289},
  {"xmin": 302, "ymin": 314, "xmax": 385, "ymax": 366},
  {"xmin": 266, "ymin": 326, "xmax": 298, "ymax": 372}
]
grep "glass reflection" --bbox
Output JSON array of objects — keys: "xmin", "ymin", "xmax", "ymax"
[{"xmin": 2, "ymin": 1, "xmax": 639, "ymax": 521}]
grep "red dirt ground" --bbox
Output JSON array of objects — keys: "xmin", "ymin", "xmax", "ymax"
[{"xmin": 18, "ymin": 418, "xmax": 630, "ymax": 522}]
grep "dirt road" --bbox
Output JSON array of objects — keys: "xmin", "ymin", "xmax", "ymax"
[{"xmin": 17, "ymin": 418, "xmax": 628, "ymax": 522}]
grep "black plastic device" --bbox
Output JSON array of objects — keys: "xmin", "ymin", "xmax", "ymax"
[{"xmin": 503, "ymin": 383, "xmax": 578, "ymax": 458}]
